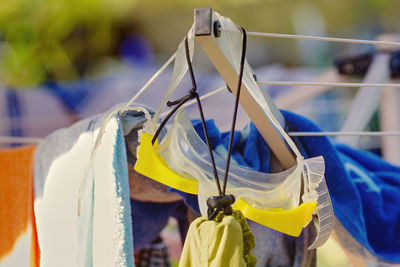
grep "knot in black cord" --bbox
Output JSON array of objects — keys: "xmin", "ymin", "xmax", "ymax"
[
  {"xmin": 166, "ymin": 88, "xmax": 198, "ymax": 107},
  {"xmin": 207, "ymin": 195, "xmax": 235, "ymax": 220},
  {"xmin": 189, "ymin": 88, "xmax": 197, "ymax": 98}
]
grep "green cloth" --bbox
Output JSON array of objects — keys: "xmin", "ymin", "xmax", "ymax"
[{"xmin": 179, "ymin": 210, "xmax": 257, "ymax": 267}]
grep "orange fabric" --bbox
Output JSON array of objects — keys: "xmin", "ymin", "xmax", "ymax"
[
  {"xmin": 0, "ymin": 145, "xmax": 39, "ymax": 266},
  {"xmin": 30, "ymin": 183, "xmax": 40, "ymax": 267}
]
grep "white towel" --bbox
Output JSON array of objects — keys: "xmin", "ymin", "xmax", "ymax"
[{"xmin": 34, "ymin": 105, "xmax": 150, "ymax": 266}]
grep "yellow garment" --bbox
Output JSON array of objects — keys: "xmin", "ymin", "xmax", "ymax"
[{"xmin": 179, "ymin": 210, "xmax": 257, "ymax": 267}]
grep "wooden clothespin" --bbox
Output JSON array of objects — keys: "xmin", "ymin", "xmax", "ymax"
[{"xmin": 193, "ymin": 8, "xmax": 296, "ymax": 169}]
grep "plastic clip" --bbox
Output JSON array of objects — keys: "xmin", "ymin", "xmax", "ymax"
[
  {"xmin": 207, "ymin": 194, "xmax": 235, "ymax": 220},
  {"xmin": 334, "ymin": 51, "xmax": 374, "ymax": 76},
  {"xmin": 334, "ymin": 50, "xmax": 400, "ymax": 78}
]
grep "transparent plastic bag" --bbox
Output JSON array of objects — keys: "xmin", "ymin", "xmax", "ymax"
[{"xmin": 134, "ymin": 10, "xmax": 333, "ymax": 243}]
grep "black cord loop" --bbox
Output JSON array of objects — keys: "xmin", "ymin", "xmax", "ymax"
[
  {"xmin": 150, "ymin": 36, "xmax": 223, "ymax": 197},
  {"xmin": 151, "ymin": 27, "xmax": 248, "ymax": 221},
  {"xmin": 206, "ymin": 27, "xmax": 247, "ymax": 220},
  {"xmin": 221, "ymin": 27, "xmax": 247, "ymax": 196}
]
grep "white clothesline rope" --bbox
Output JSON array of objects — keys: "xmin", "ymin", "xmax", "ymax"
[
  {"xmin": 289, "ymin": 131, "xmax": 400, "ymax": 137},
  {"xmin": 160, "ymin": 78, "xmax": 400, "ymax": 117},
  {"xmin": 126, "ymin": 52, "xmax": 177, "ymax": 107},
  {"xmin": 3, "ymin": 32, "xmax": 400, "ymax": 144},
  {"xmin": 2, "ymin": 131, "xmax": 400, "ymax": 144},
  {"xmin": 132, "ymin": 31, "xmax": 400, "ymax": 118},
  {"xmin": 258, "ymin": 81, "xmax": 400, "ymax": 88},
  {"xmin": 141, "ymin": 32, "xmax": 400, "ymax": 118},
  {"xmin": 247, "ymin": 32, "xmax": 400, "ymax": 47}
]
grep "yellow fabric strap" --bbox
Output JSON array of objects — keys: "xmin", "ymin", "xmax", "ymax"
[
  {"xmin": 134, "ymin": 132, "xmax": 198, "ymax": 194},
  {"xmin": 134, "ymin": 132, "xmax": 317, "ymax": 236},
  {"xmin": 179, "ymin": 210, "xmax": 257, "ymax": 267},
  {"xmin": 233, "ymin": 198, "xmax": 317, "ymax": 237}
]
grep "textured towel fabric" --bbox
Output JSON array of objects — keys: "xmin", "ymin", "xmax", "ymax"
[
  {"xmin": 34, "ymin": 104, "xmax": 183, "ymax": 267},
  {"xmin": 189, "ymin": 110, "xmax": 400, "ymax": 263},
  {"xmin": 0, "ymin": 146, "xmax": 39, "ymax": 267},
  {"xmin": 35, "ymin": 104, "xmax": 155, "ymax": 266},
  {"xmin": 335, "ymin": 144, "xmax": 400, "ymax": 261},
  {"xmin": 282, "ymin": 110, "xmax": 400, "ymax": 263},
  {"xmin": 179, "ymin": 210, "xmax": 257, "ymax": 267},
  {"xmin": 34, "ymin": 106, "xmax": 134, "ymax": 266}
]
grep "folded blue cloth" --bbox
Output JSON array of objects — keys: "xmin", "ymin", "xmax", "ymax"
[
  {"xmin": 188, "ymin": 110, "xmax": 400, "ymax": 263},
  {"xmin": 336, "ymin": 144, "xmax": 400, "ymax": 260}
]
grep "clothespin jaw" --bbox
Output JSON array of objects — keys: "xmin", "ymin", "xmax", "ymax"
[
  {"xmin": 334, "ymin": 50, "xmax": 400, "ymax": 78},
  {"xmin": 193, "ymin": 8, "xmax": 296, "ymax": 169},
  {"xmin": 335, "ymin": 51, "xmax": 374, "ymax": 76}
]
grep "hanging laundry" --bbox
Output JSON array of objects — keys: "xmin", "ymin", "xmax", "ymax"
[
  {"xmin": 134, "ymin": 236, "xmax": 171, "ymax": 267},
  {"xmin": 5, "ymin": 90, "xmax": 24, "ymax": 143},
  {"xmin": 44, "ymin": 80, "xmax": 93, "ymax": 114},
  {"xmin": 129, "ymin": 199, "xmax": 181, "ymax": 252},
  {"xmin": 282, "ymin": 110, "xmax": 400, "ymax": 264},
  {"xmin": 335, "ymin": 144, "xmax": 400, "ymax": 262},
  {"xmin": 184, "ymin": 109, "xmax": 400, "ymax": 264},
  {"xmin": 173, "ymin": 118, "xmax": 318, "ymax": 267},
  {"xmin": 0, "ymin": 145, "xmax": 39, "ymax": 267},
  {"xmin": 179, "ymin": 210, "xmax": 257, "ymax": 267},
  {"xmin": 125, "ymin": 124, "xmax": 183, "ymax": 204},
  {"xmin": 34, "ymin": 101, "xmax": 215, "ymax": 267},
  {"xmin": 34, "ymin": 104, "xmax": 170, "ymax": 266}
]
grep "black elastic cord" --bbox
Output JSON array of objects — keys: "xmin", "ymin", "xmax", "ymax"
[
  {"xmin": 182, "ymin": 36, "xmax": 223, "ymax": 196},
  {"xmin": 151, "ymin": 36, "xmax": 223, "ymax": 197},
  {"xmin": 151, "ymin": 95, "xmax": 193, "ymax": 144},
  {"xmin": 193, "ymin": 92, "xmax": 223, "ymax": 196},
  {"xmin": 222, "ymin": 27, "xmax": 247, "ymax": 196},
  {"xmin": 166, "ymin": 89, "xmax": 196, "ymax": 107},
  {"xmin": 185, "ymin": 37, "xmax": 197, "ymax": 92}
]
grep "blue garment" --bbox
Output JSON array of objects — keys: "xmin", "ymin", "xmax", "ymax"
[
  {"xmin": 44, "ymin": 80, "xmax": 92, "ymax": 113},
  {"xmin": 187, "ymin": 110, "xmax": 400, "ymax": 263},
  {"xmin": 336, "ymin": 144, "xmax": 400, "ymax": 260},
  {"xmin": 130, "ymin": 199, "xmax": 179, "ymax": 251},
  {"xmin": 283, "ymin": 110, "xmax": 400, "ymax": 263},
  {"xmin": 5, "ymin": 89, "xmax": 24, "ymax": 148},
  {"xmin": 193, "ymin": 121, "xmax": 270, "ymax": 172},
  {"xmin": 120, "ymin": 35, "xmax": 154, "ymax": 66}
]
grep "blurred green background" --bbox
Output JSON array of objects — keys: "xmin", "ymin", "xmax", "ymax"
[{"xmin": 1, "ymin": 0, "xmax": 399, "ymax": 87}]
